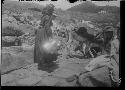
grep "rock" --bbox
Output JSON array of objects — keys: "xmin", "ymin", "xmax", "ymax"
[
  {"xmin": 88, "ymin": 66, "xmax": 111, "ymax": 86},
  {"xmin": 1, "ymin": 74, "xmax": 16, "ymax": 85},
  {"xmin": 109, "ymin": 58, "xmax": 119, "ymax": 84},
  {"xmin": 33, "ymin": 80, "xmax": 46, "ymax": 86},
  {"xmin": 11, "ymin": 63, "xmax": 50, "ymax": 77},
  {"xmin": 79, "ymin": 66, "xmax": 112, "ymax": 87},
  {"xmin": 55, "ymin": 79, "xmax": 77, "ymax": 86},
  {"xmin": 66, "ymin": 75, "xmax": 77, "ymax": 82},
  {"xmin": 31, "ymin": 70, "xmax": 51, "ymax": 77},
  {"xmin": 1, "ymin": 53, "xmax": 13, "ymax": 69},
  {"xmin": 85, "ymin": 55, "xmax": 110, "ymax": 71},
  {"xmin": 16, "ymin": 75, "xmax": 42, "ymax": 86},
  {"xmin": 1, "ymin": 64, "xmax": 51, "ymax": 86},
  {"xmin": 35, "ymin": 75, "xmax": 77, "ymax": 86},
  {"xmin": 41, "ymin": 76, "xmax": 60, "ymax": 86},
  {"xmin": 52, "ymin": 63, "xmax": 86, "ymax": 79},
  {"xmin": 2, "ymin": 81, "xmax": 17, "ymax": 86},
  {"xmin": 1, "ymin": 68, "xmax": 34, "ymax": 86},
  {"xmin": 1, "ymin": 49, "xmax": 33, "ymax": 74},
  {"xmin": 79, "ymin": 74, "xmax": 94, "ymax": 87},
  {"xmin": 22, "ymin": 63, "xmax": 51, "ymax": 77},
  {"xmin": 22, "ymin": 63, "xmax": 38, "ymax": 70},
  {"xmin": 11, "ymin": 69, "xmax": 32, "ymax": 79},
  {"xmin": 52, "ymin": 68, "xmax": 76, "ymax": 78},
  {"xmin": 57, "ymin": 58, "xmax": 88, "ymax": 67}
]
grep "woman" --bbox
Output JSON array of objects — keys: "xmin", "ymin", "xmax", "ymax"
[{"xmin": 34, "ymin": 4, "xmax": 58, "ymax": 72}]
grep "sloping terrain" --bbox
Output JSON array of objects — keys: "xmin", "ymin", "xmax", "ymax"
[
  {"xmin": 67, "ymin": 1, "xmax": 120, "ymax": 14},
  {"xmin": 67, "ymin": 1, "xmax": 120, "ymax": 25}
]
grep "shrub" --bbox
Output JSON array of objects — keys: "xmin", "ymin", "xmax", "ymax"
[{"xmin": 2, "ymin": 26, "xmax": 24, "ymax": 36}]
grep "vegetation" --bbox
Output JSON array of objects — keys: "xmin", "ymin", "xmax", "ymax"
[
  {"xmin": 2, "ymin": 26, "xmax": 24, "ymax": 36},
  {"xmin": 67, "ymin": 1, "xmax": 120, "ymax": 14},
  {"xmin": 2, "ymin": 1, "xmax": 120, "ymax": 46}
]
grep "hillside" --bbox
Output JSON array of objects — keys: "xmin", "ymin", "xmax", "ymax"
[
  {"xmin": 67, "ymin": 1, "xmax": 99, "ymax": 13},
  {"xmin": 67, "ymin": 1, "xmax": 120, "ymax": 14},
  {"xmin": 66, "ymin": 1, "xmax": 120, "ymax": 26},
  {"xmin": 2, "ymin": 1, "xmax": 44, "ymax": 13}
]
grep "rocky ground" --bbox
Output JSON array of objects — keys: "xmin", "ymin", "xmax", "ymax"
[
  {"xmin": 1, "ymin": 19, "xmax": 120, "ymax": 86},
  {"xmin": 1, "ymin": 44, "xmax": 88, "ymax": 86},
  {"xmin": 1, "ymin": 44, "xmax": 119, "ymax": 86}
]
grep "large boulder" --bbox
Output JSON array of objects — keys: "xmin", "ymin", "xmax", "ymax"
[
  {"xmin": 1, "ymin": 48, "xmax": 33, "ymax": 74},
  {"xmin": 79, "ymin": 66, "xmax": 112, "ymax": 87},
  {"xmin": 52, "ymin": 62, "xmax": 88, "ymax": 78},
  {"xmin": 1, "ymin": 63, "xmax": 51, "ymax": 86},
  {"xmin": 16, "ymin": 75, "xmax": 42, "ymax": 86},
  {"xmin": 40, "ymin": 76, "xmax": 60, "ymax": 86}
]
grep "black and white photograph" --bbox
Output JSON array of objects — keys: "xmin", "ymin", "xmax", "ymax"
[{"xmin": 1, "ymin": 0, "xmax": 120, "ymax": 87}]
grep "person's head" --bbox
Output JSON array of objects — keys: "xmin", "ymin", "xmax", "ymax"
[
  {"xmin": 103, "ymin": 26, "xmax": 113, "ymax": 34},
  {"xmin": 42, "ymin": 4, "xmax": 55, "ymax": 16},
  {"xmin": 47, "ymin": 4, "xmax": 55, "ymax": 8}
]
